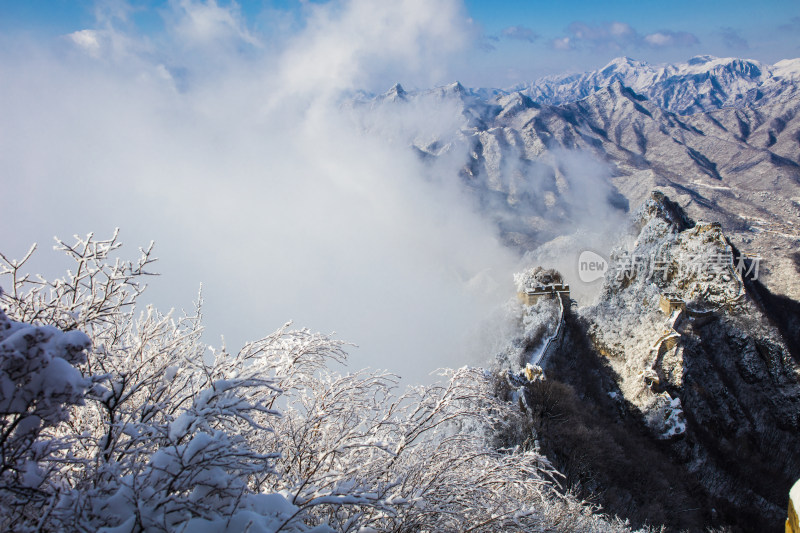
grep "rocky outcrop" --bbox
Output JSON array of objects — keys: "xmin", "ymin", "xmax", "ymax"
[
  {"xmin": 503, "ymin": 192, "xmax": 800, "ymax": 531},
  {"xmin": 582, "ymin": 192, "xmax": 800, "ymax": 529}
]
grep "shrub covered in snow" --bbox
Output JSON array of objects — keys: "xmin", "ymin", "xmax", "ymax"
[
  {"xmin": 0, "ymin": 305, "xmax": 91, "ymax": 526},
  {"xmin": 493, "ymin": 298, "xmax": 560, "ymax": 373},
  {"xmin": 513, "ymin": 266, "xmax": 564, "ymax": 293}
]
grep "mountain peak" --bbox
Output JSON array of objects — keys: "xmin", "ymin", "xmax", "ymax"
[
  {"xmin": 600, "ymin": 57, "xmax": 650, "ymax": 77},
  {"xmin": 426, "ymin": 81, "xmax": 470, "ymax": 101},
  {"xmin": 604, "ymin": 56, "xmax": 645, "ymax": 68},
  {"xmin": 383, "ymin": 83, "xmax": 407, "ymax": 100},
  {"xmin": 447, "ymin": 81, "xmax": 466, "ymax": 94},
  {"xmin": 388, "ymin": 82, "xmax": 405, "ymax": 94},
  {"xmin": 637, "ymin": 191, "xmax": 695, "ymax": 231},
  {"xmin": 773, "ymin": 58, "xmax": 800, "ymax": 79}
]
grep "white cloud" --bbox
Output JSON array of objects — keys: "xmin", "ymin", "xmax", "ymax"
[
  {"xmin": 644, "ymin": 32, "xmax": 671, "ymax": 46},
  {"xmin": 277, "ymin": 0, "xmax": 471, "ymax": 96},
  {"xmin": 553, "ymin": 20, "xmax": 699, "ymax": 51},
  {"xmin": 643, "ymin": 30, "xmax": 699, "ymax": 48},
  {"xmin": 609, "ymin": 22, "xmax": 635, "ymax": 38},
  {"xmin": 167, "ymin": 0, "xmax": 260, "ymax": 49},
  {"xmin": 68, "ymin": 29, "xmax": 102, "ymax": 56},
  {"xmin": 551, "ymin": 36, "xmax": 572, "ymax": 50}
]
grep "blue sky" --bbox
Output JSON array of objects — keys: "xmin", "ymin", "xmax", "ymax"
[
  {"xmin": 1, "ymin": 0, "xmax": 798, "ymax": 87},
  {"xmin": 464, "ymin": 0, "xmax": 800, "ymax": 83}
]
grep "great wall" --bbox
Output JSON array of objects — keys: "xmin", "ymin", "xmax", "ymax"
[
  {"xmin": 516, "ymin": 281, "xmax": 569, "ymax": 378},
  {"xmin": 644, "ymin": 234, "xmax": 751, "ymax": 392}
]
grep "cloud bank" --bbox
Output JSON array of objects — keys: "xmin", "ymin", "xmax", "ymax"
[
  {"xmin": 0, "ymin": 0, "xmax": 519, "ymax": 383},
  {"xmin": 551, "ymin": 21, "xmax": 699, "ymax": 51}
]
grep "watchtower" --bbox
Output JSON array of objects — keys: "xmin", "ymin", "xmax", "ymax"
[
  {"xmin": 659, "ymin": 293, "xmax": 685, "ymax": 314},
  {"xmin": 518, "ymin": 283, "xmax": 570, "ymax": 306}
]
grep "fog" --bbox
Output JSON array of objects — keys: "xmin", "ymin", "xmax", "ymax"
[
  {"xmin": 0, "ymin": 0, "xmax": 525, "ymax": 383},
  {"xmin": 518, "ymin": 149, "xmax": 630, "ymax": 305}
]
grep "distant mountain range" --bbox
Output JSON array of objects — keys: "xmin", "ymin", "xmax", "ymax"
[
  {"xmin": 506, "ymin": 55, "xmax": 800, "ymax": 115},
  {"xmin": 357, "ymin": 56, "xmax": 800, "ymax": 301}
]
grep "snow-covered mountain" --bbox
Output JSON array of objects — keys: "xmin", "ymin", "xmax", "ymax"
[
  {"xmin": 508, "ymin": 55, "xmax": 800, "ymax": 115},
  {"xmin": 353, "ymin": 63, "xmax": 800, "ymax": 528},
  {"xmin": 358, "ymin": 56, "xmax": 800, "ymax": 302},
  {"xmin": 494, "ymin": 192, "xmax": 800, "ymax": 531},
  {"xmin": 469, "ymin": 60, "xmax": 800, "ymax": 531}
]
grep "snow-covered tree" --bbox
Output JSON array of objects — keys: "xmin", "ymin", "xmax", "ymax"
[
  {"xmin": 513, "ymin": 267, "xmax": 564, "ymax": 293},
  {"xmin": 0, "ymin": 305, "xmax": 91, "ymax": 527}
]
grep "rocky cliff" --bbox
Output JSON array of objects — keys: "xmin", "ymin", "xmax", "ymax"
[{"xmin": 498, "ymin": 192, "xmax": 800, "ymax": 531}]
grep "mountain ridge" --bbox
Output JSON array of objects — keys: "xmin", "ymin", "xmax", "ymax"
[
  {"xmin": 497, "ymin": 192, "xmax": 800, "ymax": 531},
  {"xmin": 357, "ymin": 57, "xmax": 800, "ymax": 302},
  {"xmin": 369, "ymin": 55, "xmax": 800, "ymax": 116}
]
